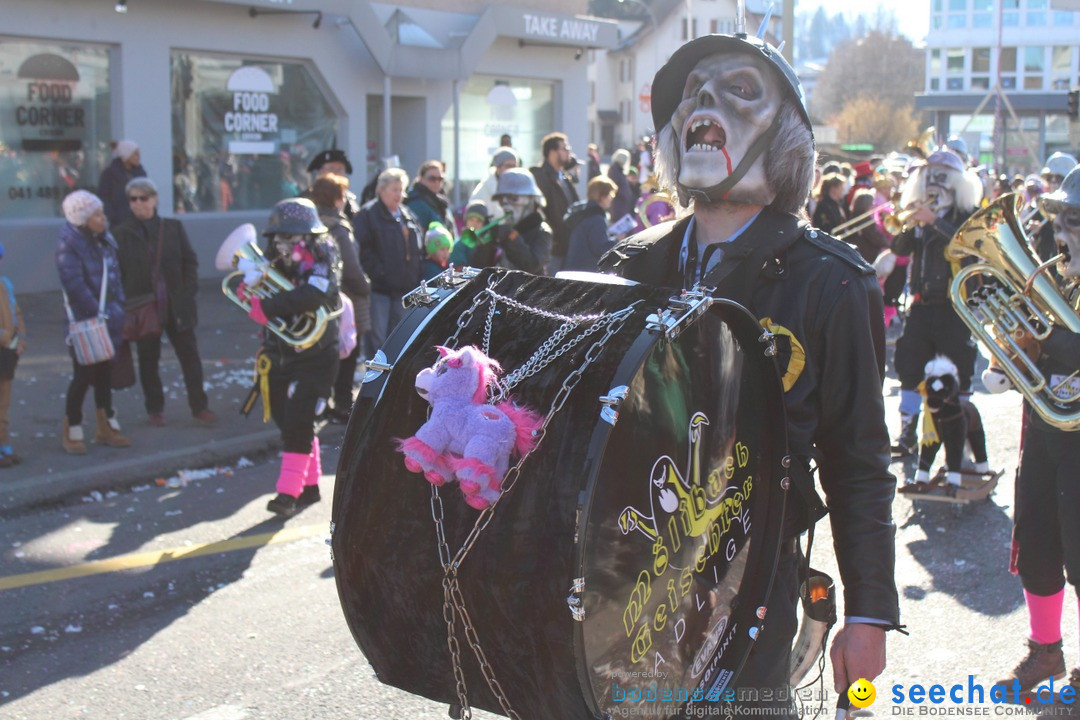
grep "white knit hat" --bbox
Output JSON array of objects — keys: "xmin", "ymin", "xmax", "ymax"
[
  {"xmin": 61, "ymin": 190, "xmax": 104, "ymax": 226},
  {"xmin": 114, "ymin": 139, "xmax": 139, "ymax": 161}
]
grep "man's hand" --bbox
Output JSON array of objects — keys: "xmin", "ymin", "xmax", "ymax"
[
  {"xmin": 830, "ymin": 623, "xmax": 886, "ymax": 692},
  {"xmin": 910, "ymin": 205, "xmax": 937, "ymax": 227}
]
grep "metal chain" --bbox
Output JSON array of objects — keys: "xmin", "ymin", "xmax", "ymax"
[{"xmin": 433, "ymin": 279, "xmax": 643, "ymax": 720}]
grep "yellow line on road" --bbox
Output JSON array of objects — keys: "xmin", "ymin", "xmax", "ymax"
[{"xmin": 0, "ymin": 524, "xmax": 326, "ymax": 592}]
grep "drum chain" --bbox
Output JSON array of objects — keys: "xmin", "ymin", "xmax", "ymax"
[
  {"xmin": 431, "ymin": 297, "xmax": 641, "ymax": 720},
  {"xmin": 443, "ymin": 273, "xmax": 500, "ymax": 349}
]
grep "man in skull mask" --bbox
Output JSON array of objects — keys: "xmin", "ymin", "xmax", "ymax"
[
  {"xmin": 491, "ymin": 167, "xmax": 552, "ymax": 275},
  {"xmin": 242, "ymin": 198, "xmax": 342, "ymax": 517},
  {"xmin": 599, "ymin": 32, "xmax": 899, "ymax": 714},
  {"xmin": 990, "ymin": 165, "xmax": 1080, "ymax": 712},
  {"xmin": 1033, "ymin": 152, "xmax": 1078, "ymax": 276},
  {"xmin": 890, "ymin": 150, "xmax": 981, "ymax": 458}
]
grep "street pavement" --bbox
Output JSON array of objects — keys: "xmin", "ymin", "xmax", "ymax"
[
  {"xmin": 0, "ymin": 296, "xmax": 1071, "ymax": 719},
  {"xmin": 0, "ymin": 278, "xmax": 283, "ymax": 514}
]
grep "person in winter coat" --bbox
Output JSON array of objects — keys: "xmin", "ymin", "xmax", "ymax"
[
  {"xmin": 491, "ymin": 168, "xmax": 552, "ymax": 275},
  {"xmin": 310, "ymin": 174, "xmax": 371, "ymax": 423},
  {"xmin": 811, "ymin": 172, "xmax": 848, "ymax": 235},
  {"xmin": 405, "ymin": 160, "xmax": 455, "ymax": 241},
  {"xmin": 606, "ymin": 148, "xmax": 635, "ymax": 225},
  {"xmin": 355, "ymin": 168, "xmax": 423, "ymax": 350},
  {"xmin": 114, "ymin": 178, "xmax": 215, "ymax": 428},
  {"xmin": 96, "ymin": 139, "xmax": 147, "ymax": 227},
  {"xmin": 56, "ymin": 190, "xmax": 131, "ymax": 454},
  {"xmin": 421, "ymin": 222, "xmax": 454, "ymax": 280},
  {"xmin": 469, "ymin": 148, "xmax": 519, "ymax": 211},
  {"xmin": 563, "ymin": 176, "xmax": 618, "ymax": 272}
]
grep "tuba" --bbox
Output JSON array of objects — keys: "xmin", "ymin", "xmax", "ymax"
[
  {"xmin": 946, "ymin": 193, "xmax": 1080, "ymax": 430},
  {"xmin": 216, "ymin": 224, "xmax": 340, "ymax": 351}
]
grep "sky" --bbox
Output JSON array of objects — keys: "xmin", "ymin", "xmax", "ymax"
[{"xmin": 796, "ymin": 0, "xmax": 931, "ymax": 44}]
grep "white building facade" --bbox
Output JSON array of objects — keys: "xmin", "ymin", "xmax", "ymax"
[{"xmin": 916, "ymin": 0, "xmax": 1079, "ymax": 174}]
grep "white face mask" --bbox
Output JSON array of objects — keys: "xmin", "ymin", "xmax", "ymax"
[
  {"xmin": 1052, "ymin": 208, "xmax": 1080, "ymax": 278},
  {"xmin": 924, "ymin": 167, "xmax": 958, "ymax": 213},
  {"xmin": 500, "ymin": 196, "xmax": 532, "ymax": 223},
  {"xmin": 670, "ymin": 52, "xmax": 784, "ymax": 206}
]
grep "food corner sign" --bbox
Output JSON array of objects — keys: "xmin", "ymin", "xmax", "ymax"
[
  {"xmin": 224, "ymin": 66, "xmax": 278, "ymax": 155},
  {"xmin": 11, "ymin": 53, "xmax": 85, "ymax": 152}
]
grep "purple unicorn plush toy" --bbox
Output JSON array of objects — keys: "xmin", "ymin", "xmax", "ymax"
[{"xmin": 397, "ymin": 346, "xmax": 542, "ymax": 509}]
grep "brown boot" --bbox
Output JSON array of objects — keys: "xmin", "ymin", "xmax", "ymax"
[
  {"xmin": 996, "ymin": 639, "xmax": 1066, "ymax": 693},
  {"xmin": 62, "ymin": 418, "xmax": 88, "ymax": 455},
  {"xmin": 94, "ymin": 409, "xmax": 132, "ymax": 448}
]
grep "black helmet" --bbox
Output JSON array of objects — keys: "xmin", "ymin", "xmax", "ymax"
[
  {"xmin": 307, "ymin": 148, "xmax": 352, "ymax": 175},
  {"xmin": 650, "ymin": 33, "xmax": 811, "ymax": 139},
  {"xmin": 1040, "ymin": 165, "xmax": 1080, "ymax": 217},
  {"xmin": 263, "ymin": 198, "xmax": 328, "ymax": 237}
]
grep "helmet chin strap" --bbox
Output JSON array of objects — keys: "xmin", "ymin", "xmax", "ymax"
[{"xmin": 678, "ymin": 112, "xmax": 783, "ymax": 207}]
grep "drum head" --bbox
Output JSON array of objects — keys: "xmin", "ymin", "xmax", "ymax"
[{"xmin": 576, "ymin": 302, "xmax": 788, "ymax": 717}]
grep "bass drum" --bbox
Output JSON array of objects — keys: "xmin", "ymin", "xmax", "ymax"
[{"xmin": 332, "ymin": 268, "xmax": 788, "ymax": 719}]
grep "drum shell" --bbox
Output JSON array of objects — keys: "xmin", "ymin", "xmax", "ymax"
[{"xmin": 331, "ymin": 269, "xmax": 788, "ymax": 719}]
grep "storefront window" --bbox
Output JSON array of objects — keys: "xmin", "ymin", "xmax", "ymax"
[
  {"xmin": 0, "ymin": 39, "xmax": 112, "ymax": 219},
  {"xmin": 947, "ymin": 49, "xmax": 965, "ymax": 73},
  {"xmin": 170, "ymin": 52, "xmax": 338, "ymax": 213},
  {"xmin": 440, "ymin": 75, "xmax": 554, "ymax": 197}
]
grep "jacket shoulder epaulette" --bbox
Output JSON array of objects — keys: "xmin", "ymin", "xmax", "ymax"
[
  {"xmin": 801, "ymin": 226, "xmax": 874, "ymax": 276},
  {"xmin": 597, "ymin": 219, "xmax": 678, "ymax": 272}
]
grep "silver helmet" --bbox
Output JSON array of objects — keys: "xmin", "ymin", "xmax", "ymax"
[
  {"xmin": 1040, "ymin": 164, "xmax": 1080, "ymax": 216},
  {"xmin": 492, "ymin": 168, "xmax": 544, "ymax": 200}
]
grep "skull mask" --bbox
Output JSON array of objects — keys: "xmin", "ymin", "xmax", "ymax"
[
  {"xmin": 923, "ymin": 166, "xmax": 959, "ymax": 213},
  {"xmin": 1052, "ymin": 208, "xmax": 1080, "ymax": 279},
  {"xmin": 669, "ymin": 52, "xmax": 784, "ymax": 207}
]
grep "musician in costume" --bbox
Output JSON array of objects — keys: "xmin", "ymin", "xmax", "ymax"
[
  {"xmin": 993, "ymin": 165, "xmax": 1080, "ymax": 709},
  {"xmin": 1032, "ymin": 153, "xmax": 1077, "ymax": 278},
  {"xmin": 889, "ymin": 151, "xmax": 981, "ymax": 459},
  {"xmin": 599, "ymin": 31, "xmax": 900, "ymax": 715},
  {"xmin": 243, "ymin": 198, "xmax": 342, "ymax": 517},
  {"xmin": 491, "ymin": 168, "xmax": 552, "ymax": 276}
]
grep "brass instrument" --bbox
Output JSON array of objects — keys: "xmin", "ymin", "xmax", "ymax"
[
  {"xmin": 877, "ymin": 203, "xmax": 931, "ymax": 236},
  {"xmin": 458, "ymin": 213, "xmax": 512, "ymax": 248},
  {"xmin": 832, "ymin": 202, "xmax": 893, "ymax": 241},
  {"xmin": 638, "ymin": 191, "xmax": 675, "ymax": 228},
  {"xmin": 905, "ymin": 126, "xmax": 937, "ymax": 160},
  {"xmin": 946, "ymin": 193, "xmax": 1080, "ymax": 430},
  {"xmin": 215, "ymin": 223, "xmax": 341, "ymax": 351}
]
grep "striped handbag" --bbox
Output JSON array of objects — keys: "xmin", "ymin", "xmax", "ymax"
[{"xmin": 63, "ymin": 257, "xmax": 116, "ymax": 365}]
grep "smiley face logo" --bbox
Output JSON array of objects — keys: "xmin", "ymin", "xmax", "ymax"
[{"xmin": 848, "ymin": 678, "xmax": 876, "ymax": 709}]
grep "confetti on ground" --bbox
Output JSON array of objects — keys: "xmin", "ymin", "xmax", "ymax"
[
  {"xmin": 30, "ymin": 626, "xmax": 44, "ymax": 635},
  {"xmin": 64, "ymin": 625, "xmax": 82, "ymax": 634}
]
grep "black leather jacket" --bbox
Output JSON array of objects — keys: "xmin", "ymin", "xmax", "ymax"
[
  {"xmin": 891, "ymin": 206, "xmax": 973, "ymax": 304},
  {"xmin": 599, "ymin": 208, "xmax": 900, "ymax": 624},
  {"xmin": 1029, "ymin": 284, "xmax": 1080, "ymax": 434}
]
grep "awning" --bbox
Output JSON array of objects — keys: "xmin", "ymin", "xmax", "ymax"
[{"xmin": 915, "ymin": 92, "xmax": 1069, "ymax": 113}]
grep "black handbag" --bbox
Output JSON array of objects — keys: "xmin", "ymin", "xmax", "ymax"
[{"xmin": 0, "ymin": 346, "xmax": 18, "ymax": 380}]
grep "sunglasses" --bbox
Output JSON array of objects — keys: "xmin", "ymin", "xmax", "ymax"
[
  {"xmin": 424, "ymin": 175, "xmax": 445, "ymax": 182},
  {"xmin": 129, "ymin": 195, "xmax": 153, "ymax": 202}
]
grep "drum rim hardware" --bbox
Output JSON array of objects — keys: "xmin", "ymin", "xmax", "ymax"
[
  {"xmin": 361, "ymin": 349, "xmax": 393, "ymax": 384},
  {"xmin": 599, "ymin": 385, "xmax": 629, "ymax": 426},
  {"xmin": 645, "ymin": 286, "xmax": 716, "ymax": 341},
  {"xmin": 404, "ymin": 266, "xmax": 479, "ymax": 309},
  {"xmin": 430, "ymin": 278, "xmax": 643, "ymax": 720}
]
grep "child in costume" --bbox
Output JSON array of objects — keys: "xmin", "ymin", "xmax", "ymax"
[{"xmin": 243, "ymin": 198, "xmax": 342, "ymax": 517}]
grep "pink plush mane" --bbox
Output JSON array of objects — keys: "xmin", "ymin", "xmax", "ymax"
[{"xmin": 398, "ymin": 345, "xmax": 541, "ymax": 510}]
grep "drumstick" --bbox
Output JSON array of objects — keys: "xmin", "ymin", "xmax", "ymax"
[{"xmin": 835, "ymin": 687, "xmax": 851, "ymax": 720}]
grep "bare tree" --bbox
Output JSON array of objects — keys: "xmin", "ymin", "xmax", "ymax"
[
  {"xmin": 831, "ymin": 96, "xmax": 920, "ymax": 153},
  {"xmin": 810, "ymin": 29, "xmax": 923, "ymax": 132}
]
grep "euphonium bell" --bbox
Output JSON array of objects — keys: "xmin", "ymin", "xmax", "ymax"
[
  {"xmin": 216, "ymin": 224, "xmax": 340, "ymax": 351},
  {"xmin": 947, "ymin": 193, "xmax": 1080, "ymax": 430}
]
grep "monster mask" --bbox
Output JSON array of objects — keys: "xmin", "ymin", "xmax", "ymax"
[
  {"xmin": 1051, "ymin": 209, "xmax": 1080, "ymax": 279},
  {"xmin": 669, "ymin": 51, "xmax": 785, "ymax": 207}
]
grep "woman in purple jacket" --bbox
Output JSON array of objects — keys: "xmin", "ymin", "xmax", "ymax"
[{"xmin": 56, "ymin": 190, "xmax": 131, "ymax": 454}]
